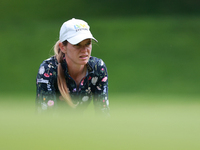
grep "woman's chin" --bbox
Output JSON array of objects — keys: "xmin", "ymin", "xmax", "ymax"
[{"xmin": 78, "ymin": 58, "xmax": 89, "ymax": 65}]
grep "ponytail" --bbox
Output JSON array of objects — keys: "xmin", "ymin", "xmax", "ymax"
[{"xmin": 54, "ymin": 40, "xmax": 78, "ymax": 108}]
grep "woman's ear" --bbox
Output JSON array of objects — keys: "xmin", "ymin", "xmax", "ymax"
[{"xmin": 59, "ymin": 42, "xmax": 67, "ymax": 53}]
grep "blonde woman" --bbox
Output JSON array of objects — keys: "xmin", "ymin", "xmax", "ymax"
[{"xmin": 36, "ymin": 18, "xmax": 109, "ymax": 115}]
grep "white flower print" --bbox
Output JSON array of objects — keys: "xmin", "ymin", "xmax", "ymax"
[
  {"xmin": 100, "ymin": 60, "xmax": 104, "ymax": 66},
  {"xmin": 86, "ymin": 87, "xmax": 91, "ymax": 94},
  {"xmin": 103, "ymin": 86, "xmax": 107, "ymax": 94},
  {"xmin": 106, "ymin": 100, "xmax": 109, "ymax": 106},
  {"xmin": 46, "ymin": 58, "xmax": 51, "ymax": 61},
  {"xmin": 91, "ymin": 77, "xmax": 98, "ymax": 85},
  {"xmin": 37, "ymin": 78, "xmax": 49, "ymax": 84},
  {"xmin": 39, "ymin": 66, "xmax": 45, "ymax": 75},
  {"xmin": 82, "ymin": 96, "xmax": 89, "ymax": 102},
  {"xmin": 41, "ymin": 102, "xmax": 47, "ymax": 110}
]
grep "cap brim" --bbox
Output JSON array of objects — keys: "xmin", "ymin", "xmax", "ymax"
[{"xmin": 67, "ymin": 33, "xmax": 98, "ymax": 45}]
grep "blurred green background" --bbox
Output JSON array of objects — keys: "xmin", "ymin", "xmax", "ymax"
[
  {"xmin": 1, "ymin": 1, "xmax": 200, "ymax": 150},
  {"xmin": 0, "ymin": 0, "xmax": 200, "ymax": 95}
]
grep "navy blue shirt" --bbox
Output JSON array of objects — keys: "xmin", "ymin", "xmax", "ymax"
[{"xmin": 36, "ymin": 56, "xmax": 109, "ymax": 115}]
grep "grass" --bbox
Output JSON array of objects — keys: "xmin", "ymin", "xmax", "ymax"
[{"xmin": 1, "ymin": 93, "xmax": 200, "ymax": 150}]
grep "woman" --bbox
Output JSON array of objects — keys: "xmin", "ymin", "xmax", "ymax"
[{"xmin": 36, "ymin": 18, "xmax": 109, "ymax": 116}]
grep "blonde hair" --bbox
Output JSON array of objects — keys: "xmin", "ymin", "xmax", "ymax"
[{"xmin": 54, "ymin": 40, "xmax": 77, "ymax": 108}]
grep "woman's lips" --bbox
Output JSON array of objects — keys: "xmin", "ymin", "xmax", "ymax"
[{"xmin": 79, "ymin": 55, "xmax": 88, "ymax": 59}]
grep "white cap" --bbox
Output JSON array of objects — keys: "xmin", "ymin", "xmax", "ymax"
[{"xmin": 59, "ymin": 18, "xmax": 98, "ymax": 45}]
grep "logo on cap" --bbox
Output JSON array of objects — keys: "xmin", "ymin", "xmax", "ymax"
[{"xmin": 74, "ymin": 24, "xmax": 88, "ymax": 32}]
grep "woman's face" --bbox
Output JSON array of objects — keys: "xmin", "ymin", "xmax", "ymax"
[{"xmin": 62, "ymin": 39, "xmax": 92, "ymax": 66}]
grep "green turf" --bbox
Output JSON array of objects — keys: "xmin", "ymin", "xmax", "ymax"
[{"xmin": 1, "ymin": 94, "xmax": 200, "ymax": 150}]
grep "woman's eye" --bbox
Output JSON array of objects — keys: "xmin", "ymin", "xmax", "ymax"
[
  {"xmin": 86, "ymin": 42, "xmax": 91, "ymax": 46},
  {"xmin": 74, "ymin": 44, "xmax": 81, "ymax": 48}
]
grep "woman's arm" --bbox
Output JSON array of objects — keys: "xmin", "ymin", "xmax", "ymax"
[
  {"xmin": 36, "ymin": 61, "xmax": 57, "ymax": 113},
  {"xmin": 93, "ymin": 59, "xmax": 110, "ymax": 116}
]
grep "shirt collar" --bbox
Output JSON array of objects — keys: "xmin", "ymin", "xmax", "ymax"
[{"xmin": 61, "ymin": 56, "xmax": 94, "ymax": 75}]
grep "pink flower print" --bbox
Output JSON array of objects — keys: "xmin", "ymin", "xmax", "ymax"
[
  {"xmin": 44, "ymin": 73, "xmax": 50, "ymax": 77},
  {"xmin": 47, "ymin": 100, "xmax": 54, "ymax": 106},
  {"xmin": 101, "ymin": 68, "xmax": 104, "ymax": 71},
  {"xmin": 81, "ymin": 80, "xmax": 84, "ymax": 86},
  {"xmin": 101, "ymin": 76, "xmax": 108, "ymax": 82}
]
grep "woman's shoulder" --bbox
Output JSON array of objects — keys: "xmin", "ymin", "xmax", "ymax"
[
  {"xmin": 37, "ymin": 56, "xmax": 58, "ymax": 78},
  {"xmin": 88, "ymin": 56, "xmax": 106, "ymax": 67},
  {"xmin": 39, "ymin": 56, "xmax": 58, "ymax": 68},
  {"xmin": 88, "ymin": 56, "xmax": 108, "ymax": 74}
]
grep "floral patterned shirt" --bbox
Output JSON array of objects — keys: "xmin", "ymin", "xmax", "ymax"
[{"xmin": 36, "ymin": 56, "xmax": 109, "ymax": 115}]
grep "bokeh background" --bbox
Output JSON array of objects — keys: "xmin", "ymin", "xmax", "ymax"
[
  {"xmin": 0, "ymin": 0, "xmax": 200, "ymax": 94},
  {"xmin": 0, "ymin": 0, "xmax": 200, "ymax": 149},
  {"xmin": 0, "ymin": 0, "xmax": 200, "ymax": 95}
]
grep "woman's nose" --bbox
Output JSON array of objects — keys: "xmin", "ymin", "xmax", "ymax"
[{"xmin": 80, "ymin": 46, "xmax": 88, "ymax": 52}]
